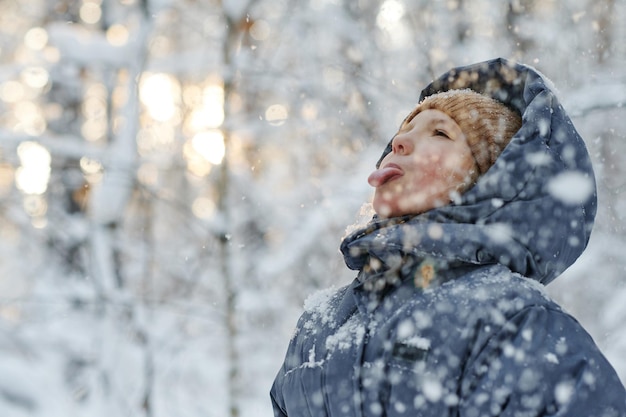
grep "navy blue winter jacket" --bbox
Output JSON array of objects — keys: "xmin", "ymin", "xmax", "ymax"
[{"xmin": 270, "ymin": 58, "xmax": 626, "ymax": 416}]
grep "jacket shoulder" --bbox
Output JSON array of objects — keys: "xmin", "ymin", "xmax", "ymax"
[
  {"xmin": 438, "ymin": 265, "xmax": 561, "ymax": 316},
  {"xmin": 295, "ymin": 282, "xmax": 353, "ymax": 333},
  {"xmin": 458, "ymin": 286, "xmax": 626, "ymax": 414}
]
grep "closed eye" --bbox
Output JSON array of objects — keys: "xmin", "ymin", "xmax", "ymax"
[{"xmin": 434, "ymin": 129, "xmax": 450, "ymax": 139}]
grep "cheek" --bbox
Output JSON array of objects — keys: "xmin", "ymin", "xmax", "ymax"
[
  {"xmin": 417, "ymin": 164, "xmax": 441, "ymax": 183},
  {"xmin": 408, "ymin": 152, "xmax": 440, "ymax": 176},
  {"xmin": 442, "ymin": 149, "xmax": 474, "ymax": 176}
]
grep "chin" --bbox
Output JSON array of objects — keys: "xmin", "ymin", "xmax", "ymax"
[
  {"xmin": 372, "ymin": 199, "xmax": 395, "ymax": 218},
  {"xmin": 374, "ymin": 203, "xmax": 425, "ymax": 219}
]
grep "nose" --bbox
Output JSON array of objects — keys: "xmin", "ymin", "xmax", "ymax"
[{"xmin": 391, "ymin": 133, "xmax": 413, "ymax": 155}]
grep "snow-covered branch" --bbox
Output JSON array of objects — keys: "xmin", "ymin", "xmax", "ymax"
[
  {"xmin": 564, "ymin": 82, "xmax": 626, "ymax": 117},
  {"xmin": 0, "ymin": 129, "xmax": 104, "ymax": 160},
  {"xmin": 46, "ymin": 22, "xmax": 139, "ymax": 68}
]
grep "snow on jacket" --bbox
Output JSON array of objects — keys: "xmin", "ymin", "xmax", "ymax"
[{"xmin": 270, "ymin": 58, "xmax": 626, "ymax": 417}]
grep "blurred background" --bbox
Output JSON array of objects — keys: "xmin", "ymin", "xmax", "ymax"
[{"xmin": 0, "ymin": 0, "xmax": 625, "ymax": 416}]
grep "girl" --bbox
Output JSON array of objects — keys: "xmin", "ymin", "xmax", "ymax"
[{"xmin": 271, "ymin": 58, "xmax": 626, "ymax": 416}]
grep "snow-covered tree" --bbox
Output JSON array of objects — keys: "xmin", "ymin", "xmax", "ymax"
[{"xmin": 0, "ymin": 0, "xmax": 624, "ymax": 416}]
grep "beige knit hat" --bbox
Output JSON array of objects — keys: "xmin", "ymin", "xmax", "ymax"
[{"xmin": 401, "ymin": 89, "xmax": 522, "ymax": 177}]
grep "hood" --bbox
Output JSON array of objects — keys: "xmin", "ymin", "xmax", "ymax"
[{"xmin": 341, "ymin": 58, "xmax": 597, "ymax": 285}]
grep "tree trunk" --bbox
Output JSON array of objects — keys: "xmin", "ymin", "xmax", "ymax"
[{"xmin": 219, "ymin": 4, "xmax": 252, "ymax": 415}]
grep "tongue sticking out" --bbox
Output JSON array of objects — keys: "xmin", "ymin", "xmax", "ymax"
[{"xmin": 368, "ymin": 165, "xmax": 403, "ymax": 187}]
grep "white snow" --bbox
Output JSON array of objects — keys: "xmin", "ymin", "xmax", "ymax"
[
  {"xmin": 546, "ymin": 171, "xmax": 595, "ymax": 205},
  {"xmin": 544, "ymin": 352, "xmax": 559, "ymax": 364},
  {"xmin": 2, "ymin": 1, "xmax": 626, "ymax": 416},
  {"xmin": 325, "ymin": 315, "xmax": 365, "ymax": 352},
  {"xmin": 554, "ymin": 380, "xmax": 574, "ymax": 405},
  {"xmin": 422, "ymin": 377, "xmax": 443, "ymax": 403},
  {"xmin": 402, "ymin": 335, "xmax": 431, "ymax": 350}
]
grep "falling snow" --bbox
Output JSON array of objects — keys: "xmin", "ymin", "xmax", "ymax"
[
  {"xmin": 547, "ymin": 171, "xmax": 595, "ymax": 205},
  {"xmin": 0, "ymin": 1, "xmax": 625, "ymax": 417}
]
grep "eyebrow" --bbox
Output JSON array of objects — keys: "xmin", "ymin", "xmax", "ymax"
[
  {"xmin": 426, "ymin": 118, "xmax": 449, "ymax": 128},
  {"xmin": 403, "ymin": 117, "xmax": 448, "ymax": 130},
  {"xmin": 399, "ymin": 114, "xmax": 454, "ymax": 133}
]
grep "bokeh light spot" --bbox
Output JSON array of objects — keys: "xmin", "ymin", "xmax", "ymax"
[
  {"xmin": 265, "ymin": 104, "xmax": 288, "ymax": 126},
  {"xmin": 16, "ymin": 142, "xmax": 51, "ymax": 195},
  {"xmin": 106, "ymin": 24, "xmax": 129, "ymax": 46},
  {"xmin": 80, "ymin": 2, "xmax": 102, "ymax": 24},
  {"xmin": 24, "ymin": 27, "xmax": 48, "ymax": 50},
  {"xmin": 191, "ymin": 130, "xmax": 226, "ymax": 165}
]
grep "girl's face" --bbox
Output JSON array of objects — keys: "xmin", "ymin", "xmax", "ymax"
[{"xmin": 369, "ymin": 109, "xmax": 477, "ymax": 218}]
